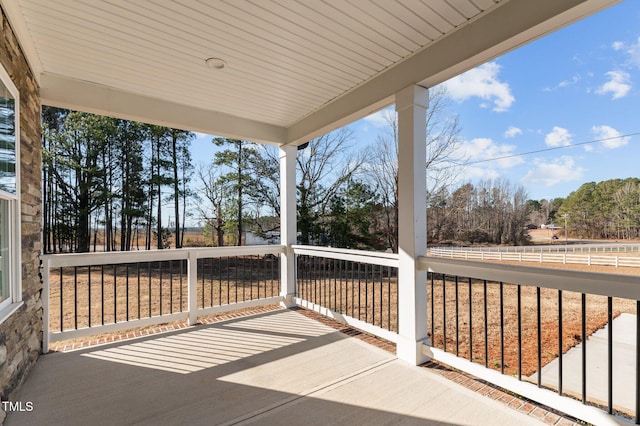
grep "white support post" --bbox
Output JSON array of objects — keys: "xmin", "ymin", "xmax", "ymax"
[
  {"xmin": 280, "ymin": 145, "xmax": 297, "ymax": 307},
  {"xmin": 42, "ymin": 256, "xmax": 50, "ymax": 354},
  {"xmin": 187, "ymin": 250, "xmax": 198, "ymax": 326},
  {"xmin": 395, "ymin": 85, "xmax": 429, "ymax": 365}
]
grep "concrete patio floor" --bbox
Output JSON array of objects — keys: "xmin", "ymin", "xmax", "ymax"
[{"xmin": 9, "ymin": 309, "xmax": 547, "ymax": 426}]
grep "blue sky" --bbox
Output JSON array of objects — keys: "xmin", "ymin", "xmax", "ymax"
[
  {"xmin": 355, "ymin": 0, "xmax": 640, "ymax": 201},
  {"xmin": 192, "ymin": 1, "xmax": 640, "ymax": 203}
]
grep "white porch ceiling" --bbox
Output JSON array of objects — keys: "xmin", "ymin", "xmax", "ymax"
[{"xmin": 1, "ymin": 0, "xmax": 619, "ymax": 145}]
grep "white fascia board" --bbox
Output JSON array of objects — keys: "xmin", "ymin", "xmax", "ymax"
[
  {"xmin": 286, "ymin": 0, "xmax": 619, "ymax": 145},
  {"xmin": 40, "ymin": 73, "xmax": 287, "ymax": 145},
  {"xmin": 1, "ymin": 0, "xmax": 44, "ymax": 82}
]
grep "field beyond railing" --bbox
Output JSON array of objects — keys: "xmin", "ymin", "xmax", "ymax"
[
  {"xmin": 421, "ymin": 256, "xmax": 640, "ymax": 424},
  {"xmin": 293, "ymin": 245, "xmax": 399, "ymax": 343},
  {"xmin": 429, "ymin": 246, "xmax": 640, "ymax": 268},
  {"xmin": 42, "ymin": 246, "xmax": 284, "ymax": 351}
]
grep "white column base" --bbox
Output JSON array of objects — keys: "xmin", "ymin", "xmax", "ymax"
[
  {"xmin": 396, "ymin": 335, "xmax": 431, "ymax": 365},
  {"xmin": 279, "ymin": 293, "xmax": 296, "ymax": 308}
]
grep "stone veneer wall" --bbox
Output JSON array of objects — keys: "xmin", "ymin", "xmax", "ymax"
[{"xmin": 0, "ymin": 4, "xmax": 42, "ymax": 418}]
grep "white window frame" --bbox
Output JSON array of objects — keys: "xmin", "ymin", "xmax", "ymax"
[{"xmin": 0, "ymin": 61, "xmax": 22, "ymax": 322}]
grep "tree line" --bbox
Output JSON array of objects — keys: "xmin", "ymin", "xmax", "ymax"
[
  {"xmin": 43, "ymin": 85, "xmax": 546, "ymax": 253},
  {"xmin": 42, "ymin": 107, "xmax": 194, "ymax": 253},
  {"xmin": 557, "ymin": 178, "xmax": 640, "ymax": 240}
]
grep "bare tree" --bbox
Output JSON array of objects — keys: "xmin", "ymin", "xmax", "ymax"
[
  {"xmin": 297, "ymin": 128, "xmax": 368, "ymax": 245},
  {"xmin": 195, "ymin": 165, "xmax": 228, "ymax": 246},
  {"xmin": 366, "ymin": 85, "xmax": 463, "ymax": 251}
]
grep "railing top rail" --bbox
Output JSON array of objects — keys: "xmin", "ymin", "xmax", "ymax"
[
  {"xmin": 292, "ymin": 245, "xmax": 399, "ymax": 267},
  {"xmin": 42, "ymin": 245, "xmax": 286, "ymax": 268},
  {"xmin": 420, "ymin": 256, "xmax": 640, "ymax": 300}
]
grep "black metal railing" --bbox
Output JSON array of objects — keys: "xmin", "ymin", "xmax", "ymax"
[
  {"xmin": 49, "ymin": 260, "xmax": 188, "ymax": 332},
  {"xmin": 43, "ymin": 246, "xmax": 285, "ymax": 347},
  {"xmin": 197, "ymin": 254, "xmax": 280, "ymax": 308},
  {"xmin": 425, "ymin": 257, "xmax": 640, "ymax": 423},
  {"xmin": 295, "ymin": 253, "xmax": 398, "ymax": 332}
]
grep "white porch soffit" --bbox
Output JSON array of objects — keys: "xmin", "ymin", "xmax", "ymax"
[{"xmin": 2, "ymin": 0, "xmax": 619, "ymax": 145}]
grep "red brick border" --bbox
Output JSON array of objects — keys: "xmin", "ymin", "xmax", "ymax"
[
  {"xmin": 47, "ymin": 305, "xmax": 283, "ymax": 352},
  {"xmin": 49, "ymin": 305, "xmax": 582, "ymax": 425}
]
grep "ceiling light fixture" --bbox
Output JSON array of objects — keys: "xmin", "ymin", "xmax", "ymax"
[{"xmin": 205, "ymin": 57, "xmax": 226, "ymax": 69}]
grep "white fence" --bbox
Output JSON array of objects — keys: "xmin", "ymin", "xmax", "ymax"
[{"xmin": 429, "ymin": 247, "xmax": 640, "ymax": 268}]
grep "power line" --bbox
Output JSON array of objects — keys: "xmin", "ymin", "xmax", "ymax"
[{"xmin": 453, "ymin": 131, "xmax": 640, "ymax": 167}]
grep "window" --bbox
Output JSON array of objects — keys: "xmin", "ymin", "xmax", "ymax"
[{"xmin": 0, "ymin": 63, "xmax": 20, "ymax": 315}]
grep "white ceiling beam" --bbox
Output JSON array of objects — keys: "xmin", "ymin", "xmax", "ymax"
[
  {"xmin": 286, "ymin": 0, "xmax": 619, "ymax": 145},
  {"xmin": 39, "ymin": 73, "xmax": 287, "ymax": 145}
]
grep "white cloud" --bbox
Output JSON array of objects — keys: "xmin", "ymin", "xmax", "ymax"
[
  {"xmin": 626, "ymin": 37, "xmax": 640, "ymax": 69},
  {"xmin": 458, "ymin": 166, "xmax": 501, "ymax": 182},
  {"xmin": 558, "ymin": 74, "xmax": 581, "ymax": 88},
  {"xmin": 596, "ymin": 70, "xmax": 631, "ymax": 99},
  {"xmin": 444, "ymin": 62, "xmax": 515, "ymax": 112},
  {"xmin": 545, "ymin": 127, "xmax": 572, "ymax": 147},
  {"xmin": 362, "ymin": 108, "xmax": 395, "ymax": 128},
  {"xmin": 612, "ymin": 41, "xmax": 624, "ymax": 51},
  {"xmin": 522, "ymin": 156, "xmax": 585, "ymax": 186},
  {"xmin": 591, "ymin": 125, "xmax": 630, "ymax": 149},
  {"xmin": 544, "ymin": 74, "xmax": 581, "ymax": 92},
  {"xmin": 456, "ymin": 137, "xmax": 524, "ymax": 169},
  {"xmin": 504, "ymin": 126, "xmax": 522, "ymax": 138}
]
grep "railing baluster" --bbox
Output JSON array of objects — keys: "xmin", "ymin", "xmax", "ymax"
[
  {"xmin": 358, "ymin": 263, "xmax": 362, "ymax": 321},
  {"xmin": 126, "ymin": 264, "xmax": 130, "ymax": 321},
  {"xmin": 113, "ymin": 264, "xmax": 117, "ymax": 322},
  {"xmin": 333, "ymin": 259, "xmax": 337, "ymax": 311},
  {"xmin": 537, "ymin": 287, "xmax": 542, "ymax": 388},
  {"xmin": 608, "ymin": 296, "xmax": 613, "ymax": 414},
  {"xmin": 218, "ymin": 257, "xmax": 222, "ymax": 305},
  {"xmin": 582, "ymin": 293, "xmax": 587, "ymax": 403},
  {"xmin": 379, "ymin": 265, "xmax": 383, "ymax": 329},
  {"xmin": 159, "ymin": 262, "xmax": 163, "ymax": 316},
  {"xmin": 500, "ymin": 281, "xmax": 504, "ymax": 375},
  {"xmin": 365, "ymin": 263, "xmax": 369, "ymax": 323},
  {"xmin": 455, "ymin": 276, "xmax": 459, "ymax": 357},
  {"xmin": 247, "ymin": 255, "xmax": 251, "ymax": 302},
  {"xmin": 484, "ymin": 280, "xmax": 488, "ymax": 368},
  {"xmin": 209, "ymin": 258, "xmax": 214, "ymax": 308},
  {"xmin": 169, "ymin": 260, "xmax": 173, "ymax": 314},
  {"xmin": 137, "ymin": 263, "xmax": 141, "ymax": 320},
  {"xmin": 201, "ymin": 258, "xmax": 206, "ymax": 308},
  {"xmin": 443, "ymin": 274, "xmax": 447, "ymax": 353},
  {"xmin": 226, "ymin": 256, "xmax": 230, "ymax": 305},
  {"xmin": 88, "ymin": 266, "xmax": 92, "ymax": 328},
  {"xmin": 259, "ymin": 255, "xmax": 263, "ymax": 300},
  {"xmin": 387, "ymin": 265, "xmax": 392, "ymax": 331},
  {"xmin": 636, "ymin": 300, "xmax": 640, "ymax": 424},
  {"xmin": 350, "ymin": 261, "xmax": 355, "ymax": 319},
  {"xmin": 271, "ymin": 254, "xmax": 281, "ymax": 296},
  {"xmin": 430, "ymin": 273, "xmax": 434, "ymax": 349},
  {"xmin": 237, "ymin": 257, "xmax": 242, "ymax": 302},
  {"xmin": 395, "ymin": 267, "xmax": 398, "ymax": 332},
  {"xmin": 372, "ymin": 262, "xmax": 376, "ymax": 325},
  {"xmin": 101, "ymin": 265, "xmax": 105, "ymax": 325},
  {"xmin": 558, "ymin": 289, "xmax": 563, "ymax": 395},
  {"xmin": 468, "ymin": 277, "xmax": 473, "ymax": 362},
  {"xmin": 74, "ymin": 266, "xmax": 78, "ymax": 330},
  {"xmin": 147, "ymin": 262, "xmax": 151, "ymax": 317},
  {"xmin": 517, "ymin": 284, "xmax": 522, "ymax": 381},
  {"xmin": 59, "ymin": 267, "xmax": 63, "ymax": 332}
]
